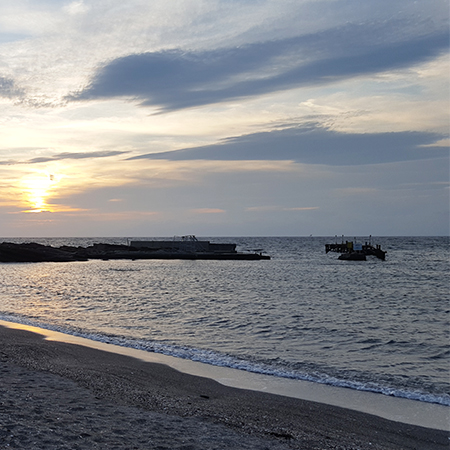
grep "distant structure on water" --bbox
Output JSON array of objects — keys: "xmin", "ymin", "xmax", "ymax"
[
  {"xmin": 128, "ymin": 235, "xmax": 236, "ymax": 254},
  {"xmin": 325, "ymin": 236, "xmax": 386, "ymax": 261},
  {"xmin": 128, "ymin": 235, "xmax": 270, "ymax": 259},
  {"xmin": 0, "ymin": 235, "xmax": 270, "ymax": 262}
]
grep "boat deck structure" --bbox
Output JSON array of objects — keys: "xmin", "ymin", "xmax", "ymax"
[{"xmin": 325, "ymin": 238, "xmax": 386, "ymax": 261}]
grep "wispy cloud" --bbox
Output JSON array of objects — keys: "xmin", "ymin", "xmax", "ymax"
[
  {"xmin": 68, "ymin": 21, "xmax": 449, "ymax": 112},
  {"xmin": 246, "ymin": 206, "xmax": 319, "ymax": 212},
  {"xmin": 27, "ymin": 150, "xmax": 128, "ymax": 164},
  {"xmin": 128, "ymin": 124, "xmax": 448, "ymax": 166},
  {"xmin": 333, "ymin": 187, "xmax": 379, "ymax": 196},
  {"xmin": 0, "ymin": 150, "xmax": 128, "ymax": 166},
  {"xmin": 191, "ymin": 208, "xmax": 226, "ymax": 214}
]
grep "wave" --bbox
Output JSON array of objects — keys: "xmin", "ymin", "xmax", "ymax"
[{"xmin": 1, "ymin": 314, "xmax": 449, "ymax": 407}]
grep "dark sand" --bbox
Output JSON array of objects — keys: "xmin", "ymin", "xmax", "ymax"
[{"xmin": 0, "ymin": 326, "xmax": 448, "ymax": 449}]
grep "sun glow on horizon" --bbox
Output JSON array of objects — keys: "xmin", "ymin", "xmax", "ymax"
[{"xmin": 20, "ymin": 172, "xmax": 60, "ymax": 213}]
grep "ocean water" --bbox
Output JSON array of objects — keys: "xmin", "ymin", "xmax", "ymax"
[{"xmin": 0, "ymin": 236, "xmax": 448, "ymax": 407}]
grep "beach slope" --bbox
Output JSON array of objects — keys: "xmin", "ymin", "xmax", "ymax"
[{"xmin": 0, "ymin": 325, "xmax": 447, "ymax": 449}]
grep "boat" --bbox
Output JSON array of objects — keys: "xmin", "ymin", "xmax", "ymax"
[
  {"xmin": 325, "ymin": 236, "xmax": 386, "ymax": 261},
  {"xmin": 338, "ymin": 252, "xmax": 366, "ymax": 261}
]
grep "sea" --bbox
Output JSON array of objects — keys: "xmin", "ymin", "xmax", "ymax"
[{"xmin": 0, "ymin": 236, "xmax": 448, "ymax": 411}]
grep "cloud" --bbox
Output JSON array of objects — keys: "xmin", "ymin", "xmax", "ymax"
[
  {"xmin": 286, "ymin": 207, "xmax": 319, "ymax": 211},
  {"xmin": 0, "ymin": 76, "xmax": 24, "ymax": 99},
  {"xmin": 334, "ymin": 187, "xmax": 379, "ymax": 196},
  {"xmin": 191, "ymin": 208, "xmax": 226, "ymax": 214},
  {"xmin": 64, "ymin": 1, "xmax": 89, "ymax": 15},
  {"xmin": 27, "ymin": 150, "xmax": 128, "ymax": 163},
  {"xmin": 68, "ymin": 20, "xmax": 449, "ymax": 112},
  {"xmin": 246, "ymin": 206, "xmax": 319, "ymax": 212},
  {"xmin": 128, "ymin": 124, "xmax": 448, "ymax": 166},
  {"xmin": 0, "ymin": 150, "xmax": 128, "ymax": 166}
]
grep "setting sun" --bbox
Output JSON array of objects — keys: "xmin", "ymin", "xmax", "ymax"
[{"xmin": 21, "ymin": 172, "xmax": 58, "ymax": 213}]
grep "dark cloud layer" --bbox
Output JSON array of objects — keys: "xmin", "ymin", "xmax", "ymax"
[
  {"xmin": 128, "ymin": 125, "xmax": 448, "ymax": 166},
  {"xmin": 69, "ymin": 21, "xmax": 449, "ymax": 112}
]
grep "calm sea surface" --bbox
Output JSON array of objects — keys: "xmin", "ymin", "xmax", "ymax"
[{"xmin": 0, "ymin": 236, "xmax": 448, "ymax": 406}]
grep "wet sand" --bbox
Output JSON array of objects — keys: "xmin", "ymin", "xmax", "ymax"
[{"xmin": 0, "ymin": 325, "xmax": 448, "ymax": 449}]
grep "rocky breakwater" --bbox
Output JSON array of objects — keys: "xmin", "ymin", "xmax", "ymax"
[
  {"xmin": 0, "ymin": 242, "xmax": 85, "ymax": 262},
  {"xmin": 0, "ymin": 242, "xmax": 270, "ymax": 262},
  {"xmin": 0, "ymin": 242, "xmax": 135, "ymax": 263}
]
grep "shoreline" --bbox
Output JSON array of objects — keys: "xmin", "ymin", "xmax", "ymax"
[
  {"xmin": 0, "ymin": 324, "xmax": 448, "ymax": 449},
  {"xmin": 1, "ymin": 319, "xmax": 448, "ymax": 431}
]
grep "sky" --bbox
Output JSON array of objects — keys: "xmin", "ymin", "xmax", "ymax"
[{"xmin": 0, "ymin": 0, "xmax": 448, "ymax": 237}]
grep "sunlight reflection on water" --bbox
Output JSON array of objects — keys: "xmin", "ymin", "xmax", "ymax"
[{"xmin": 0, "ymin": 236, "xmax": 448, "ymax": 406}]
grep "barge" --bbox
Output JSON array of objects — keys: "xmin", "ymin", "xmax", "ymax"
[{"xmin": 325, "ymin": 237, "xmax": 386, "ymax": 261}]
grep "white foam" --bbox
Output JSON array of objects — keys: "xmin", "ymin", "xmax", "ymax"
[
  {"xmin": 8, "ymin": 315, "xmax": 447, "ymax": 406},
  {"xmin": 0, "ymin": 319, "xmax": 448, "ymax": 431}
]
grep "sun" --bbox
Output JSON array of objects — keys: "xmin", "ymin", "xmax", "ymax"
[{"xmin": 21, "ymin": 172, "xmax": 58, "ymax": 213}]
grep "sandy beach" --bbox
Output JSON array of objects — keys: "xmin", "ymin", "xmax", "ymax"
[{"xmin": 0, "ymin": 325, "xmax": 448, "ymax": 449}]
